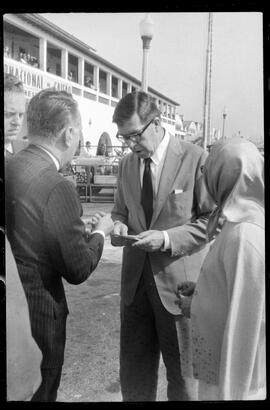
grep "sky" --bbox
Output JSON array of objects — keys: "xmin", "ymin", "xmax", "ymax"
[{"xmin": 41, "ymin": 12, "xmax": 264, "ymax": 140}]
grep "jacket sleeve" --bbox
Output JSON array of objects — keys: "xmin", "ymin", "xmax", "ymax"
[
  {"xmin": 111, "ymin": 158, "xmax": 129, "ymax": 225},
  {"xmin": 43, "ymin": 179, "xmax": 104, "ymax": 284},
  {"xmin": 168, "ymin": 150, "xmax": 215, "ymax": 257}
]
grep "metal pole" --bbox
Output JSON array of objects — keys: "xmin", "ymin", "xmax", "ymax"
[
  {"xmin": 207, "ymin": 13, "xmax": 213, "ymax": 146},
  {"xmin": 141, "ymin": 36, "xmax": 151, "ymax": 92},
  {"xmin": 202, "ymin": 13, "xmax": 212, "ymax": 151},
  {"xmin": 222, "ymin": 113, "xmax": 226, "ymax": 140}
]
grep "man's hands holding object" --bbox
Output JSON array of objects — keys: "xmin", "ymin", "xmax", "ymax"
[{"xmin": 111, "ymin": 222, "xmax": 164, "ymax": 252}]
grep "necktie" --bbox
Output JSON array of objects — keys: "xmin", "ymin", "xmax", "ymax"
[{"xmin": 141, "ymin": 158, "xmax": 153, "ymax": 229}]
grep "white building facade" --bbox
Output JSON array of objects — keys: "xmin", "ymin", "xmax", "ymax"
[{"xmin": 3, "ymin": 13, "xmax": 179, "ymax": 152}]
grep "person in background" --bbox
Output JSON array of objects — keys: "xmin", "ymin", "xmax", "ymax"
[
  {"xmin": 4, "ymin": 46, "xmax": 10, "ymax": 57},
  {"xmin": 4, "ymin": 73, "xmax": 26, "ymax": 160},
  {"xmin": 68, "ymin": 71, "xmax": 73, "ymax": 81},
  {"xmin": 26, "ymin": 53, "xmax": 32, "ymax": 64},
  {"xmin": 18, "ymin": 51, "xmax": 27, "ymax": 64},
  {"xmin": 5, "ymin": 89, "xmax": 114, "ymax": 401},
  {"xmin": 176, "ymin": 138, "xmax": 265, "ymax": 400},
  {"xmin": 81, "ymin": 140, "xmax": 93, "ymax": 156},
  {"xmin": 111, "ymin": 91, "xmax": 215, "ymax": 401},
  {"xmin": 4, "ymin": 73, "xmax": 42, "ymax": 401},
  {"xmin": 85, "ymin": 76, "xmax": 93, "ymax": 88}
]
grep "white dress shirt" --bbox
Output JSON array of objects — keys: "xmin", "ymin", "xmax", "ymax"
[
  {"xmin": 139, "ymin": 128, "xmax": 171, "ymax": 250},
  {"xmin": 5, "ymin": 142, "xmax": 14, "ymax": 155},
  {"xmin": 36, "ymin": 145, "xmax": 60, "ymax": 171}
]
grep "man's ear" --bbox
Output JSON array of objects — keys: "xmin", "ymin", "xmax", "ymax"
[
  {"xmin": 62, "ymin": 126, "xmax": 73, "ymax": 148},
  {"xmin": 153, "ymin": 117, "xmax": 161, "ymax": 129}
]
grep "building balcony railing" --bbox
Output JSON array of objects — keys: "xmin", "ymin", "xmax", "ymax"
[{"xmin": 4, "ymin": 56, "xmax": 178, "ymax": 118}]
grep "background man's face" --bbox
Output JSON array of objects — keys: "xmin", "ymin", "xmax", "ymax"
[
  {"xmin": 117, "ymin": 113, "xmax": 159, "ymax": 159},
  {"xmin": 4, "ymin": 91, "xmax": 26, "ymax": 143},
  {"xmin": 63, "ymin": 111, "xmax": 83, "ymax": 164}
]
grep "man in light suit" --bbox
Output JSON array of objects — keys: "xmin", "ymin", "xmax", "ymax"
[
  {"xmin": 4, "ymin": 73, "xmax": 42, "ymax": 401},
  {"xmin": 4, "ymin": 73, "xmax": 26, "ymax": 160},
  {"xmin": 5, "ymin": 89, "xmax": 114, "ymax": 401},
  {"xmin": 111, "ymin": 91, "xmax": 215, "ymax": 401}
]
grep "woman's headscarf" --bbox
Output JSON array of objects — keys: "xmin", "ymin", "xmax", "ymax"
[{"xmin": 203, "ymin": 138, "xmax": 264, "ymax": 241}]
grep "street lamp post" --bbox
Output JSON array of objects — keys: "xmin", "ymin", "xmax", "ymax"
[
  {"xmin": 222, "ymin": 107, "xmax": 227, "ymax": 140},
  {"xmin": 139, "ymin": 14, "xmax": 154, "ymax": 92}
]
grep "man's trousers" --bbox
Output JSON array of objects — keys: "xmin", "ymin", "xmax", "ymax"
[{"xmin": 120, "ymin": 256, "xmax": 191, "ymax": 401}]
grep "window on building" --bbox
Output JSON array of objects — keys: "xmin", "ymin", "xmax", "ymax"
[
  {"xmin": 68, "ymin": 53, "xmax": 78, "ymax": 83},
  {"xmin": 4, "ymin": 21, "xmax": 40, "ymax": 68},
  {"xmin": 131, "ymin": 85, "xmax": 136, "ymax": 93},
  {"xmin": 47, "ymin": 43, "xmax": 61, "ymax": 76},
  {"xmin": 99, "ymin": 70, "xmax": 107, "ymax": 94},
  {"xmin": 168, "ymin": 105, "xmax": 171, "ymax": 118},
  {"xmin": 122, "ymin": 81, "xmax": 128, "ymax": 97},
  {"xmin": 84, "ymin": 62, "xmax": 95, "ymax": 88},
  {"xmin": 172, "ymin": 106, "xmax": 176, "ymax": 120},
  {"xmin": 163, "ymin": 103, "xmax": 167, "ymax": 117},
  {"xmin": 111, "ymin": 76, "xmax": 118, "ymax": 98}
]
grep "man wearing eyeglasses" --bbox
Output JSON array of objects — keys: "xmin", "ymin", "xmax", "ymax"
[{"xmin": 111, "ymin": 91, "xmax": 215, "ymax": 401}]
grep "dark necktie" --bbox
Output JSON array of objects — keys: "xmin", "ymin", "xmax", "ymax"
[{"xmin": 141, "ymin": 158, "xmax": 153, "ymax": 229}]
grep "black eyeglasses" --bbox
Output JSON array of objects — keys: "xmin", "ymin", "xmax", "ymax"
[{"xmin": 116, "ymin": 118, "xmax": 154, "ymax": 144}]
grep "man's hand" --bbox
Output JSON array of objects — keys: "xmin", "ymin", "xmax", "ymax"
[
  {"xmin": 113, "ymin": 221, "xmax": 128, "ymax": 236},
  {"xmin": 132, "ymin": 230, "xmax": 164, "ymax": 252},
  {"xmin": 177, "ymin": 281, "xmax": 196, "ymax": 296},
  {"xmin": 175, "ymin": 281, "xmax": 196, "ymax": 318},
  {"xmin": 83, "ymin": 212, "xmax": 107, "ymax": 232},
  {"xmin": 175, "ymin": 294, "xmax": 192, "ymax": 318},
  {"xmin": 94, "ymin": 213, "xmax": 114, "ymax": 236}
]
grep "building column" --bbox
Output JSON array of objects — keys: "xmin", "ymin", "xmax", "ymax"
[
  {"xmin": 78, "ymin": 57, "xmax": 84, "ymax": 86},
  {"xmin": 94, "ymin": 66, "xmax": 99, "ymax": 91},
  {"xmin": 39, "ymin": 38, "xmax": 47, "ymax": 71},
  {"xmin": 107, "ymin": 72, "xmax": 112, "ymax": 96},
  {"xmin": 61, "ymin": 49, "xmax": 68, "ymax": 79},
  {"xmin": 118, "ymin": 78, "xmax": 122, "ymax": 99}
]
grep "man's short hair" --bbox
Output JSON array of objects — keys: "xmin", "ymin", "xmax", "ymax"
[
  {"xmin": 27, "ymin": 88, "xmax": 79, "ymax": 139},
  {"xmin": 4, "ymin": 73, "xmax": 24, "ymax": 93},
  {"xmin": 112, "ymin": 91, "xmax": 161, "ymax": 126}
]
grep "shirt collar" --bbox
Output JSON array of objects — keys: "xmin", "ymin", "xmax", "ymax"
[
  {"xmin": 150, "ymin": 128, "xmax": 170, "ymax": 166},
  {"xmin": 34, "ymin": 145, "xmax": 60, "ymax": 171},
  {"xmin": 5, "ymin": 142, "xmax": 13, "ymax": 155}
]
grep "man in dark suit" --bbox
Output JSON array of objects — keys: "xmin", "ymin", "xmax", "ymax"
[
  {"xmin": 5, "ymin": 88, "xmax": 114, "ymax": 401},
  {"xmin": 111, "ymin": 91, "xmax": 215, "ymax": 401}
]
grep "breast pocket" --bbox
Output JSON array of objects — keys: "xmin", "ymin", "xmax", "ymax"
[{"xmin": 167, "ymin": 190, "xmax": 193, "ymax": 217}]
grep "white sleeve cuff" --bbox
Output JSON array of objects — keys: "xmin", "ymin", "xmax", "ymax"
[
  {"xmin": 161, "ymin": 231, "xmax": 171, "ymax": 251},
  {"xmin": 91, "ymin": 230, "xmax": 106, "ymax": 240}
]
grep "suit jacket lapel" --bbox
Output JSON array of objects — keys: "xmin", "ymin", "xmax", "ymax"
[
  {"xmin": 150, "ymin": 135, "xmax": 183, "ymax": 227},
  {"xmin": 127, "ymin": 154, "xmax": 146, "ymax": 228}
]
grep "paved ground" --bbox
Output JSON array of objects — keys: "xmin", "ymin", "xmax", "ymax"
[{"xmin": 57, "ymin": 201, "xmax": 167, "ymax": 402}]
